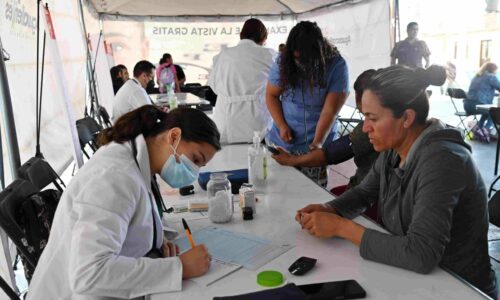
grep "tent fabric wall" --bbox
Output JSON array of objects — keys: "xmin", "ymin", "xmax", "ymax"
[
  {"xmin": 299, "ymin": 0, "xmax": 391, "ymax": 107},
  {"xmin": 0, "ymin": 0, "xmax": 99, "ymax": 294}
]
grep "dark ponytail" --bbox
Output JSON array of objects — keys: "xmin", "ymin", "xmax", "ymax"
[
  {"xmin": 365, "ymin": 65, "xmax": 446, "ymax": 125},
  {"xmin": 98, "ymin": 105, "xmax": 221, "ymax": 150}
]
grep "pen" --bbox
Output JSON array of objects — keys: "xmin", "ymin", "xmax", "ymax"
[{"xmin": 182, "ymin": 218, "xmax": 196, "ymax": 248}]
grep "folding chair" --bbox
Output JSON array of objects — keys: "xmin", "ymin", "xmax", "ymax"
[
  {"xmin": 76, "ymin": 117, "xmax": 102, "ymax": 159},
  {"xmin": 338, "ymin": 107, "xmax": 363, "ymax": 137},
  {"xmin": 447, "ymin": 88, "xmax": 480, "ymax": 138},
  {"xmin": 0, "ymin": 180, "xmax": 40, "ymax": 271},
  {"xmin": 0, "ymin": 275, "xmax": 20, "ymax": 300},
  {"xmin": 491, "ymin": 107, "xmax": 500, "ymax": 175},
  {"xmin": 98, "ymin": 106, "xmax": 112, "ymax": 128},
  {"xmin": 18, "ymin": 157, "xmax": 65, "ymax": 192}
]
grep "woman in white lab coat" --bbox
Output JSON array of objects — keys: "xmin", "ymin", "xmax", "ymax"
[
  {"xmin": 208, "ymin": 18, "xmax": 276, "ymax": 144},
  {"xmin": 27, "ymin": 105, "xmax": 220, "ymax": 299}
]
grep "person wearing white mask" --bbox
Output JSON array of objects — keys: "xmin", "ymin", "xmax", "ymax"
[
  {"xmin": 208, "ymin": 18, "xmax": 276, "ymax": 144},
  {"xmin": 112, "ymin": 60, "xmax": 156, "ymax": 122},
  {"xmin": 27, "ymin": 105, "xmax": 220, "ymax": 299}
]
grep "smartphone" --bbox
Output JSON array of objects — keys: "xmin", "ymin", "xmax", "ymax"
[
  {"xmin": 297, "ymin": 279, "xmax": 366, "ymax": 300},
  {"xmin": 267, "ymin": 145, "xmax": 280, "ymax": 155}
]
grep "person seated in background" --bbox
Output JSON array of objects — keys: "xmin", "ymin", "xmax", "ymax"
[
  {"xmin": 271, "ymin": 69, "xmax": 378, "ymax": 192},
  {"xmin": 157, "ymin": 53, "xmax": 181, "ymax": 93},
  {"xmin": 208, "ymin": 18, "xmax": 276, "ymax": 144},
  {"xmin": 110, "ymin": 64, "xmax": 129, "ymax": 94},
  {"xmin": 27, "ymin": 106, "xmax": 220, "ymax": 299},
  {"xmin": 278, "ymin": 43, "xmax": 286, "ymax": 54},
  {"xmin": 112, "ymin": 60, "xmax": 155, "ymax": 122},
  {"xmin": 464, "ymin": 62, "xmax": 500, "ymax": 142},
  {"xmin": 266, "ymin": 21, "xmax": 349, "ymax": 187},
  {"xmin": 295, "ymin": 65, "xmax": 498, "ymax": 298}
]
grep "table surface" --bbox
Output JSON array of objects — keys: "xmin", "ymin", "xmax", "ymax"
[
  {"xmin": 150, "ymin": 145, "xmax": 489, "ymax": 300},
  {"xmin": 150, "ymin": 92, "xmax": 210, "ymax": 105}
]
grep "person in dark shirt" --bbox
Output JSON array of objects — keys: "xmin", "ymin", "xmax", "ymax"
[
  {"xmin": 271, "ymin": 69, "xmax": 378, "ymax": 189},
  {"xmin": 391, "ymin": 22, "xmax": 430, "ymax": 69},
  {"xmin": 174, "ymin": 64, "xmax": 186, "ymax": 87},
  {"xmin": 110, "ymin": 64, "xmax": 129, "ymax": 94}
]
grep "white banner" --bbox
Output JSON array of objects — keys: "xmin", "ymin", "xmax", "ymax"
[
  {"xmin": 40, "ymin": 2, "xmax": 83, "ymax": 167},
  {"xmin": 299, "ymin": 0, "xmax": 392, "ymax": 107},
  {"xmin": 103, "ymin": 19, "xmax": 295, "ymax": 85}
]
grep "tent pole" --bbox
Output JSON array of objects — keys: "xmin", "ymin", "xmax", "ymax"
[
  {"xmin": 77, "ymin": 0, "xmax": 102, "ymax": 125},
  {"xmin": 0, "ymin": 36, "xmax": 20, "ymax": 181},
  {"xmin": 0, "ymin": 35, "xmax": 20, "ymax": 296}
]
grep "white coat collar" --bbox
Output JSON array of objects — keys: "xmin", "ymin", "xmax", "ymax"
[
  {"xmin": 132, "ymin": 134, "xmax": 153, "ymax": 195},
  {"xmin": 238, "ymin": 39, "xmax": 259, "ymax": 47}
]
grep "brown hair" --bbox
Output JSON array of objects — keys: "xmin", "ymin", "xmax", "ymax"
[
  {"xmin": 477, "ymin": 62, "xmax": 498, "ymax": 76},
  {"xmin": 99, "ymin": 105, "xmax": 221, "ymax": 150},
  {"xmin": 240, "ymin": 18, "xmax": 267, "ymax": 45}
]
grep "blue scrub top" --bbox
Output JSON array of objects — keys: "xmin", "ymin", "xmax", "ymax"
[{"xmin": 266, "ymin": 56, "xmax": 349, "ymax": 153}]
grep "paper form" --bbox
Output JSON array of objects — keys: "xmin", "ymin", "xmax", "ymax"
[
  {"xmin": 176, "ymin": 226, "xmax": 293, "ymax": 270},
  {"xmin": 190, "ymin": 258, "xmax": 242, "ymax": 287}
]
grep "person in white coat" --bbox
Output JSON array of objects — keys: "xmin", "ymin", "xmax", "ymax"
[
  {"xmin": 112, "ymin": 60, "xmax": 156, "ymax": 122},
  {"xmin": 27, "ymin": 105, "xmax": 220, "ymax": 299},
  {"xmin": 208, "ymin": 18, "xmax": 276, "ymax": 144}
]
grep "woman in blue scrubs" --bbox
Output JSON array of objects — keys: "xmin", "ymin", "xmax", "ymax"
[{"xmin": 266, "ymin": 21, "xmax": 349, "ymax": 186}]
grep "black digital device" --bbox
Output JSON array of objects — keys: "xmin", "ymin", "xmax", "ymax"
[
  {"xmin": 267, "ymin": 145, "xmax": 280, "ymax": 155},
  {"xmin": 297, "ymin": 280, "xmax": 366, "ymax": 300},
  {"xmin": 289, "ymin": 256, "xmax": 317, "ymax": 275},
  {"xmin": 179, "ymin": 185, "xmax": 195, "ymax": 196}
]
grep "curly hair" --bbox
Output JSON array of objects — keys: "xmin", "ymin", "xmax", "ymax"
[{"xmin": 279, "ymin": 21, "xmax": 340, "ymax": 91}]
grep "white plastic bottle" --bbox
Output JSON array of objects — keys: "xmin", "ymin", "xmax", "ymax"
[{"xmin": 248, "ymin": 131, "xmax": 268, "ymax": 193}]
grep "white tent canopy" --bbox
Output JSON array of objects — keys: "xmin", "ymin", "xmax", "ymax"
[{"xmin": 91, "ymin": 0, "xmax": 351, "ymax": 17}]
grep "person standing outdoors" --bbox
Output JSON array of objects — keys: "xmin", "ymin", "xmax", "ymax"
[{"xmin": 391, "ymin": 22, "xmax": 431, "ymax": 69}]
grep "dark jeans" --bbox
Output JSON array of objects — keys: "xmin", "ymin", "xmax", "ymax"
[{"xmin": 463, "ymin": 99, "xmax": 493, "ymax": 129}]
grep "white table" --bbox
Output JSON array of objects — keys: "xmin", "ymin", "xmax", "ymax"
[
  {"xmin": 151, "ymin": 145, "xmax": 489, "ymax": 300},
  {"xmin": 476, "ymin": 104, "xmax": 496, "ymax": 114},
  {"xmin": 150, "ymin": 92, "xmax": 211, "ymax": 106}
]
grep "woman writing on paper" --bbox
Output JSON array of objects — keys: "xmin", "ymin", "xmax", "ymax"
[
  {"xmin": 28, "ymin": 106, "xmax": 220, "ymax": 299},
  {"xmin": 295, "ymin": 65, "xmax": 497, "ymax": 298}
]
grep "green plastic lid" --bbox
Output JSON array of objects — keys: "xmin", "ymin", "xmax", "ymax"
[{"xmin": 257, "ymin": 270, "xmax": 284, "ymax": 287}]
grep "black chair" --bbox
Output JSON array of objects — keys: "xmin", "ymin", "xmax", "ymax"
[
  {"xmin": 489, "ymin": 190, "xmax": 500, "ymax": 227},
  {"xmin": 0, "ymin": 180, "xmax": 40, "ymax": 271},
  {"xmin": 491, "ymin": 107, "xmax": 500, "ymax": 175},
  {"xmin": 18, "ymin": 157, "xmax": 65, "ymax": 192},
  {"xmin": 0, "ymin": 275, "xmax": 20, "ymax": 300},
  {"xmin": 447, "ymin": 88, "xmax": 480, "ymax": 138},
  {"xmin": 98, "ymin": 106, "xmax": 112, "ymax": 128},
  {"xmin": 76, "ymin": 117, "xmax": 102, "ymax": 159}
]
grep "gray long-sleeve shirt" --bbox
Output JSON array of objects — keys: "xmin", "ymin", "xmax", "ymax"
[{"xmin": 328, "ymin": 119, "xmax": 496, "ymax": 297}]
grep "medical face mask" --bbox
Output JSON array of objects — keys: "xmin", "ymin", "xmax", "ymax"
[{"xmin": 160, "ymin": 139, "xmax": 200, "ymax": 188}]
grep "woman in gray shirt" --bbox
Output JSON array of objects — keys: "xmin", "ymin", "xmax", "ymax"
[{"xmin": 296, "ymin": 65, "xmax": 497, "ymax": 298}]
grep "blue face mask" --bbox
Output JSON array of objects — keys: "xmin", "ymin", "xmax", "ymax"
[{"xmin": 160, "ymin": 140, "xmax": 200, "ymax": 188}]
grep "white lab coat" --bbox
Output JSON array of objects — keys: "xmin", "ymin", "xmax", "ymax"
[
  {"xmin": 112, "ymin": 79, "xmax": 152, "ymax": 122},
  {"xmin": 208, "ymin": 39, "xmax": 276, "ymax": 144},
  {"xmin": 27, "ymin": 135, "xmax": 182, "ymax": 300}
]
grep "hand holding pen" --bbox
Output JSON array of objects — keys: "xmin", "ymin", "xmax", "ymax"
[{"xmin": 179, "ymin": 218, "xmax": 212, "ymax": 279}]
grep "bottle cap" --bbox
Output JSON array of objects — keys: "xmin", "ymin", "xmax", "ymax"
[{"xmin": 257, "ymin": 270, "xmax": 284, "ymax": 287}]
